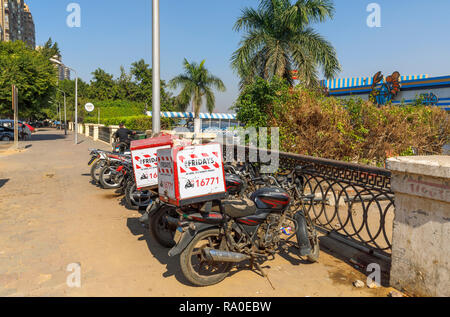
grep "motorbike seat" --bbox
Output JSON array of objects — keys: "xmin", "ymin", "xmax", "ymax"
[{"xmin": 222, "ymin": 198, "xmax": 257, "ymax": 218}]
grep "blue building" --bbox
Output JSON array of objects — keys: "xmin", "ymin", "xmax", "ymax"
[{"xmin": 321, "ymin": 73, "xmax": 450, "ymax": 111}]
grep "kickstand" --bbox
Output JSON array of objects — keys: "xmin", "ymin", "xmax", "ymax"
[{"xmin": 255, "ymin": 262, "xmax": 275, "ymax": 290}]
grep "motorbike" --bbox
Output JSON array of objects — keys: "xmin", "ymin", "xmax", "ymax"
[
  {"xmin": 224, "ymin": 162, "xmax": 269, "ymax": 197},
  {"xmin": 112, "ymin": 137, "xmax": 131, "ymax": 154},
  {"xmin": 166, "ymin": 165, "xmax": 319, "ymax": 287},
  {"xmin": 119, "ymin": 161, "xmax": 155, "ymax": 210},
  {"xmin": 146, "ymin": 171, "xmax": 248, "ymax": 248},
  {"xmin": 88, "ymin": 149, "xmax": 112, "ymax": 184},
  {"xmin": 89, "ymin": 146, "xmax": 155, "ymax": 210},
  {"xmin": 98, "ymin": 153, "xmax": 132, "ymax": 189}
]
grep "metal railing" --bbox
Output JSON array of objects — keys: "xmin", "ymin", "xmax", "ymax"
[
  {"xmin": 98, "ymin": 126, "xmax": 111, "ymax": 144},
  {"xmin": 223, "ymin": 145, "xmax": 395, "ymax": 258}
]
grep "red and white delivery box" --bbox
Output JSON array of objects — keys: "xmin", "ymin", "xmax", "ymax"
[
  {"xmin": 157, "ymin": 143, "xmax": 226, "ymax": 206},
  {"xmin": 130, "ymin": 134, "xmax": 179, "ymax": 190}
]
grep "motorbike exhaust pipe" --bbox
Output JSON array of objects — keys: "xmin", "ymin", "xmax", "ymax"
[{"xmin": 203, "ymin": 248, "xmax": 250, "ymax": 263}]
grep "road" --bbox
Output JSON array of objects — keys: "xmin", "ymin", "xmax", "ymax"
[{"xmin": 0, "ymin": 129, "xmax": 397, "ymax": 297}]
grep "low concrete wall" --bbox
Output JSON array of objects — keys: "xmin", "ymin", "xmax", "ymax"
[{"xmin": 387, "ymin": 156, "xmax": 450, "ymax": 297}]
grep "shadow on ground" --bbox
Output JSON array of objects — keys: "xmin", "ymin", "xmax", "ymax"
[
  {"xmin": 29, "ymin": 134, "xmax": 67, "ymax": 142},
  {"xmin": 125, "ymin": 216, "xmax": 303, "ymax": 287},
  {"xmin": 317, "ymin": 235, "xmax": 392, "ymax": 287},
  {"xmin": 126, "ymin": 217, "xmax": 191, "ymax": 285},
  {"xmin": 0, "ymin": 179, "xmax": 9, "ymax": 189}
]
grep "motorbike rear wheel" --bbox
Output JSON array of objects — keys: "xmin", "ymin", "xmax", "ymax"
[
  {"xmin": 180, "ymin": 228, "xmax": 232, "ymax": 287},
  {"xmin": 149, "ymin": 205, "xmax": 177, "ymax": 248}
]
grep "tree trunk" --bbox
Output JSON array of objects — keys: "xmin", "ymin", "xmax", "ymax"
[{"xmin": 194, "ymin": 118, "xmax": 202, "ymax": 134}]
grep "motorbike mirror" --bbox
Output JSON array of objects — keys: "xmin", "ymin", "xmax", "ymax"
[{"xmin": 295, "ymin": 164, "xmax": 314, "ymax": 174}]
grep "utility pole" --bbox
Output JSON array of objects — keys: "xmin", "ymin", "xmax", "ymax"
[
  {"xmin": 152, "ymin": 0, "xmax": 161, "ymax": 135},
  {"xmin": 63, "ymin": 91, "xmax": 67, "ymax": 135},
  {"xmin": 56, "ymin": 89, "xmax": 67, "ymax": 135},
  {"xmin": 59, "ymin": 103, "xmax": 62, "ymax": 130},
  {"xmin": 50, "ymin": 57, "xmax": 78, "ymax": 144}
]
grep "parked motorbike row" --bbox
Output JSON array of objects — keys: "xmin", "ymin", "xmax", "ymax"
[{"xmin": 87, "ymin": 144, "xmax": 320, "ymax": 287}]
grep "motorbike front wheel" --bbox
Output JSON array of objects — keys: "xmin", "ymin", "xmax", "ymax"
[
  {"xmin": 99, "ymin": 165, "xmax": 123, "ymax": 189},
  {"xmin": 180, "ymin": 228, "xmax": 232, "ymax": 287},
  {"xmin": 125, "ymin": 182, "xmax": 152, "ymax": 210},
  {"xmin": 306, "ymin": 216, "xmax": 320, "ymax": 263},
  {"xmin": 90, "ymin": 159, "xmax": 106, "ymax": 184}
]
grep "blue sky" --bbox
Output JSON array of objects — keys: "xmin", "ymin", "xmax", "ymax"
[{"xmin": 27, "ymin": 0, "xmax": 450, "ymax": 113}]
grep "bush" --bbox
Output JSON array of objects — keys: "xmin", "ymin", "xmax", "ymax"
[
  {"xmin": 234, "ymin": 80, "xmax": 450, "ymax": 166},
  {"xmin": 233, "ymin": 77, "xmax": 289, "ymax": 127},
  {"xmin": 84, "ymin": 115, "xmax": 172, "ymax": 131},
  {"xmin": 82, "ymin": 99, "xmax": 173, "ymax": 131},
  {"xmin": 81, "ymin": 100, "xmax": 146, "ymax": 121}
]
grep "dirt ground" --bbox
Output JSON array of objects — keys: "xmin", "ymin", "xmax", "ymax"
[{"xmin": 0, "ymin": 129, "xmax": 399, "ymax": 297}]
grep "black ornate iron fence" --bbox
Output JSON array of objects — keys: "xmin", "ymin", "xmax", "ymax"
[
  {"xmin": 223, "ymin": 145, "xmax": 395, "ymax": 258},
  {"xmin": 99, "ymin": 126, "xmax": 111, "ymax": 144}
]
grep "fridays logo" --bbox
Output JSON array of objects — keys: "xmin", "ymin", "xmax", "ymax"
[{"xmin": 178, "ymin": 152, "xmax": 220, "ymax": 174}]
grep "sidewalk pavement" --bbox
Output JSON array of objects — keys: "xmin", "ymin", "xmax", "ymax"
[{"xmin": 0, "ymin": 128, "xmax": 398, "ymax": 297}]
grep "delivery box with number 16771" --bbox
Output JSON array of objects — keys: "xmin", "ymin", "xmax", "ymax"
[{"xmin": 157, "ymin": 143, "xmax": 226, "ymax": 206}]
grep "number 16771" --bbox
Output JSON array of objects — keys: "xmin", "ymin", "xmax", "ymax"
[{"xmin": 195, "ymin": 177, "xmax": 220, "ymax": 187}]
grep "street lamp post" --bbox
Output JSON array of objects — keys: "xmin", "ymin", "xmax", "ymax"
[
  {"xmin": 57, "ymin": 88, "xmax": 67, "ymax": 135},
  {"xmin": 58, "ymin": 103, "xmax": 62, "ymax": 130},
  {"xmin": 152, "ymin": 0, "xmax": 161, "ymax": 135},
  {"xmin": 50, "ymin": 57, "xmax": 78, "ymax": 144}
]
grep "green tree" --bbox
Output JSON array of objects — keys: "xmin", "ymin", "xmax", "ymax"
[
  {"xmin": 130, "ymin": 59, "xmax": 153, "ymax": 103},
  {"xmin": 0, "ymin": 41, "xmax": 57, "ymax": 119},
  {"xmin": 116, "ymin": 66, "xmax": 139, "ymax": 101},
  {"xmin": 88, "ymin": 68, "xmax": 117, "ymax": 100},
  {"xmin": 38, "ymin": 37, "xmax": 61, "ymax": 60},
  {"xmin": 51, "ymin": 78, "xmax": 90, "ymax": 122},
  {"xmin": 169, "ymin": 59, "xmax": 226, "ymax": 117},
  {"xmin": 231, "ymin": 0, "xmax": 340, "ymax": 89},
  {"xmin": 233, "ymin": 77, "xmax": 289, "ymax": 127},
  {"xmin": 130, "ymin": 59, "xmax": 175, "ymax": 110}
]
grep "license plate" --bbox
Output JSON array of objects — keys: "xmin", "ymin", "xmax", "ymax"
[
  {"xmin": 88, "ymin": 157, "xmax": 97, "ymax": 166},
  {"xmin": 174, "ymin": 227, "xmax": 184, "ymax": 244}
]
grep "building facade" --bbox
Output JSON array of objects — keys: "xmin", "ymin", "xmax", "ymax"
[
  {"xmin": 321, "ymin": 72, "xmax": 450, "ymax": 112},
  {"xmin": 59, "ymin": 63, "xmax": 71, "ymax": 81},
  {"xmin": 22, "ymin": 3, "xmax": 34, "ymax": 48},
  {"xmin": 0, "ymin": 0, "xmax": 35, "ymax": 49},
  {"xmin": 52, "ymin": 53, "xmax": 70, "ymax": 81}
]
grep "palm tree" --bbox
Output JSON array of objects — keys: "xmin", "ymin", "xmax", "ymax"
[
  {"xmin": 231, "ymin": 0, "xmax": 340, "ymax": 89},
  {"xmin": 169, "ymin": 59, "xmax": 226, "ymax": 132}
]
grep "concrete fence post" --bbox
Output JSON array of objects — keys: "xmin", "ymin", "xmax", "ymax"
[
  {"xmin": 387, "ymin": 156, "xmax": 450, "ymax": 297},
  {"xmin": 93, "ymin": 125, "xmax": 100, "ymax": 141},
  {"xmin": 78, "ymin": 123, "xmax": 83, "ymax": 135},
  {"xmin": 85, "ymin": 124, "xmax": 90, "ymax": 137}
]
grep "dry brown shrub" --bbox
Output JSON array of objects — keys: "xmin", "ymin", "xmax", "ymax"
[{"xmin": 269, "ymin": 87, "xmax": 450, "ymax": 165}]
